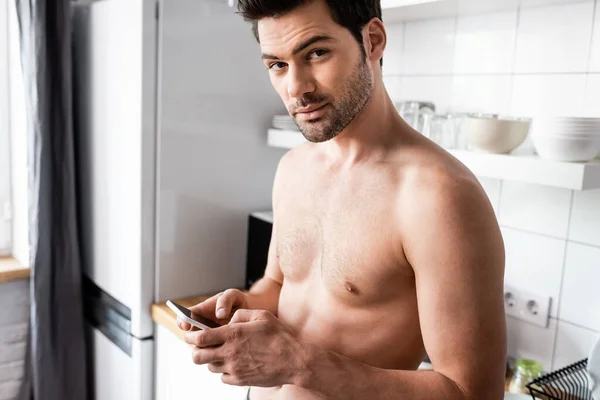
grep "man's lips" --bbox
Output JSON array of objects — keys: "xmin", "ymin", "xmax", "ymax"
[{"xmin": 294, "ymin": 103, "xmax": 329, "ymax": 121}]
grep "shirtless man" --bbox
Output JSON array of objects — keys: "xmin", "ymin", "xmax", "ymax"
[{"xmin": 178, "ymin": 0, "xmax": 507, "ymax": 398}]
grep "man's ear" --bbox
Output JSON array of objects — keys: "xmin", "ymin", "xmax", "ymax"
[{"xmin": 364, "ymin": 18, "xmax": 386, "ymax": 64}]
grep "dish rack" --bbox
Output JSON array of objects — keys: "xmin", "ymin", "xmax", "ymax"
[{"xmin": 526, "ymin": 359, "xmax": 593, "ymax": 400}]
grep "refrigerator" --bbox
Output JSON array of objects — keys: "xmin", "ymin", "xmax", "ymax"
[{"xmin": 72, "ymin": 0, "xmax": 285, "ymax": 399}]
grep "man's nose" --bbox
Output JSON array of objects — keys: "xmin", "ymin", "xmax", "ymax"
[{"xmin": 287, "ymin": 65, "xmax": 316, "ymax": 100}]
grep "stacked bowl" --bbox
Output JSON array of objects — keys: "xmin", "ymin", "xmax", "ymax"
[{"xmin": 530, "ymin": 117, "xmax": 600, "ymax": 162}]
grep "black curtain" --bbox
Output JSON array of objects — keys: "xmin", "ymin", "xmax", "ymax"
[{"xmin": 15, "ymin": 0, "xmax": 88, "ymax": 399}]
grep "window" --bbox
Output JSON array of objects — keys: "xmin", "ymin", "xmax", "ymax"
[
  {"xmin": 0, "ymin": 0, "xmax": 11, "ymax": 257},
  {"xmin": 0, "ymin": 0, "xmax": 29, "ymax": 266}
]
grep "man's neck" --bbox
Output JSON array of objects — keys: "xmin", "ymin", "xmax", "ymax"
[{"xmin": 322, "ymin": 83, "xmax": 409, "ymax": 166}]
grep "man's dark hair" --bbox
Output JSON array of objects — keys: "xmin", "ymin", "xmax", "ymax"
[{"xmin": 237, "ymin": 0, "xmax": 383, "ymax": 66}]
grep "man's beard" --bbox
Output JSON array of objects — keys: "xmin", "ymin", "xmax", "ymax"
[{"xmin": 291, "ymin": 58, "xmax": 374, "ymax": 143}]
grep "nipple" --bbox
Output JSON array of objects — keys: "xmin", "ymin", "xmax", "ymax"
[{"xmin": 344, "ymin": 282, "xmax": 359, "ymax": 295}]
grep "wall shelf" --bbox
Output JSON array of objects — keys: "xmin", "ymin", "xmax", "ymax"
[{"xmin": 267, "ymin": 129, "xmax": 600, "ymax": 191}]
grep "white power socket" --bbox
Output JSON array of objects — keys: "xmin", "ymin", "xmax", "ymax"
[{"xmin": 504, "ymin": 285, "xmax": 551, "ymax": 328}]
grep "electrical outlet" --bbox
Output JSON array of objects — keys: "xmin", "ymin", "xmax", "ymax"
[{"xmin": 504, "ymin": 285, "xmax": 551, "ymax": 328}]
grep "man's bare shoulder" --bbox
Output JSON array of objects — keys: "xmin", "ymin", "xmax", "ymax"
[
  {"xmin": 394, "ymin": 143, "xmax": 495, "ymax": 224},
  {"xmin": 394, "ymin": 143, "xmax": 504, "ymax": 272}
]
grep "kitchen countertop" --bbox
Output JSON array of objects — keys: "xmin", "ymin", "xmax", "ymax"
[
  {"xmin": 151, "ymin": 293, "xmax": 215, "ymax": 342},
  {"xmin": 0, "ymin": 257, "xmax": 30, "ymax": 283}
]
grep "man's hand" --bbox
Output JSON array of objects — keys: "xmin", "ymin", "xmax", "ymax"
[
  {"xmin": 183, "ymin": 310, "xmax": 308, "ymax": 387},
  {"xmin": 177, "ymin": 289, "xmax": 249, "ymax": 330}
]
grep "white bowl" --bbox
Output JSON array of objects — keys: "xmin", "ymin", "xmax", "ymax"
[
  {"xmin": 531, "ymin": 121, "xmax": 600, "ymax": 136},
  {"xmin": 462, "ymin": 117, "xmax": 531, "ymax": 154},
  {"xmin": 532, "ymin": 134, "xmax": 600, "ymax": 162},
  {"xmin": 531, "ymin": 125, "xmax": 600, "ymax": 137}
]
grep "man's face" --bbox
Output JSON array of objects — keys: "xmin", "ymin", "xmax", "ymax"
[{"xmin": 258, "ymin": 0, "xmax": 374, "ymax": 143}]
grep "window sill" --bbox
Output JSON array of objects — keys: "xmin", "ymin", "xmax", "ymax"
[{"xmin": 0, "ymin": 257, "xmax": 30, "ymax": 283}]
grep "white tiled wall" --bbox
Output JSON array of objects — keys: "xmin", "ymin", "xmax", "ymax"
[
  {"xmin": 453, "ymin": 11, "xmax": 517, "ymax": 74},
  {"xmin": 499, "ymin": 182, "xmax": 573, "ymax": 238},
  {"xmin": 553, "ymin": 321, "xmax": 600, "ymax": 370},
  {"xmin": 502, "ymin": 228, "xmax": 566, "ymax": 317},
  {"xmin": 585, "ymin": 74, "xmax": 600, "ymax": 117},
  {"xmin": 591, "ymin": 4, "xmax": 600, "ymax": 71},
  {"xmin": 514, "ymin": 2, "xmax": 594, "ymax": 74},
  {"xmin": 401, "ymin": 17, "xmax": 456, "ymax": 75},
  {"xmin": 510, "ymin": 74, "xmax": 588, "ymax": 118},
  {"xmin": 383, "ymin": 0, "xmax": 600, "ymax": 118},
  {"xmin": 451, "ymin": 75, "xmax": 512, "ymax": 115},
  {"xmin": 383, "ymin": 0, "xmax": 600, "ymax": 371}
]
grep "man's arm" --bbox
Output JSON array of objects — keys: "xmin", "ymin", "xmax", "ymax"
[
  {"xmin": 244, "ymin": 150, "xmax": 290, "ymax": 315},
  {"xmin": 244, "ymin": 222, "xmax": 283, "ymax": 316},
  {"xmin": 293, "ymin": 174, "xmax": 507, "ymax": 399}
]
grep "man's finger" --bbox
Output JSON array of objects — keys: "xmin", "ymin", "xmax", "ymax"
[
  {"xmin": 178, "ymin": 320, "xmax": 191, "ymax": 331},
  {"xmin": 177, "ymin": 319, "xmax": 200, "ymax": 332},
  {"xmin": 215, "ymin": 289, "xmax": 241, "ymax": 320},
  {"xmin": 185, "ymin": 327, "xmax": 227, "ymax": 348},
  {"xmin": 221, "ymin": 373, "xmax": 244, "ymax": 387},
  {"xmin": 230, "ymin": 309, "xmax": 271, "ymax": 324},
  {"xmin": 190, "ymin": 292, "xmax": 222, "ymax": 315},
  {"xmin": 207, "ymin": 362, "xmax": 228, "ymax": 374},
  {"xmin": 191, "ymin": 347, "xmax": 223, "ymax": 365}
]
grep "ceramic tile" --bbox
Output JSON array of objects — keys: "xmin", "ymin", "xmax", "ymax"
[
  {"xmin": 451, "ymin": 75, "xmax": 512, "ymax": 115},
  {"xmin": 478, "ymin": 177, "xmax": 501, "ymax": 214},
  {"xmin": 589, "ymin": 3, "xmax": 600, "ymax": 72},
  {"xmin": 398, "ymin": 76, "xmax": 453, "ymax": 113},
  {"xmin": 584, "ymin": 74, "xmax": 600, "ymax": 117},
  {"xmin": 383, "ymin": 75, "xmax": 403, "ymax": 102},
  {"xmin": 569, "ymin": 189, "xmax": 600, "ymax": 247},
  {"xmin": 457, "ymin": 0, "xmax": 520, "ymax": 15},
  {"xmin": 502, "ymin": 228, "xmax": 566, "ymax": 317},
  {"xmin": 559, "ymin": 243, "xmax": 600, "ymax": 332},
  {"xmin": 383, "ymin": 23, "xmax": 404, "ymax": 76},
  {"xmin": 402, "ymin": 17, "xmax": 456, "ymax": 75},
  {"xmin": 453, "ymin": 11, "xmax": 517, "ymax": 74},
  {"xmin": 514, "ymin": 2, "xmax": 594, "ymax": 73},
  {"xmin": 499, "ymin": 181, "xmax": 572, "ymax": 238},
  {"xmin": 553, "ymin": 320, "xmax": 599, "ymax": 370},
  {"xmin": 520, "ymin": 0, "xmax": 595, "ymax": 8},
  {"xmin": 510, "ymin": 74, "xmax": 587, "ymax": 118},
  {"xmin": 507, "ymin": 316, "xmax": 557, "ymax": 372}
]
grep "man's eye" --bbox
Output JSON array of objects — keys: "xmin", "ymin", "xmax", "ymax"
[
  {"xmin": 308, "ymin": 49, "xmax": 328, "ymax": 60},
  {"xmin": 269, "ymin": 62, "xmax": 288, "ymax": 71}
]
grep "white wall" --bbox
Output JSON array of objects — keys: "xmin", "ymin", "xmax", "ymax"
[
  {"xmin": 156, "ymin": 1, "xmax": 286, "ymax": 301},
  {"xmin": 382, "ymin": 0, "xmax": 600, "ymax": 371}
]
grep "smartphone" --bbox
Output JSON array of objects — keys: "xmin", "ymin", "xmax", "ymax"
[{"xmin": 166, "ymin": 300, "xmax": 221, "ymax": 330}]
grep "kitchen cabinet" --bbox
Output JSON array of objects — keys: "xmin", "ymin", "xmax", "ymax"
[{"xmin": 155, "ymin": 325, "xmax": 247, "ymax": 400}]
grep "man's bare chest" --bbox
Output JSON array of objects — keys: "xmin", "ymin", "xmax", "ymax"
[{"xmin": 275, "ymin": 192, "xmax": 412, "ymax": 304}]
